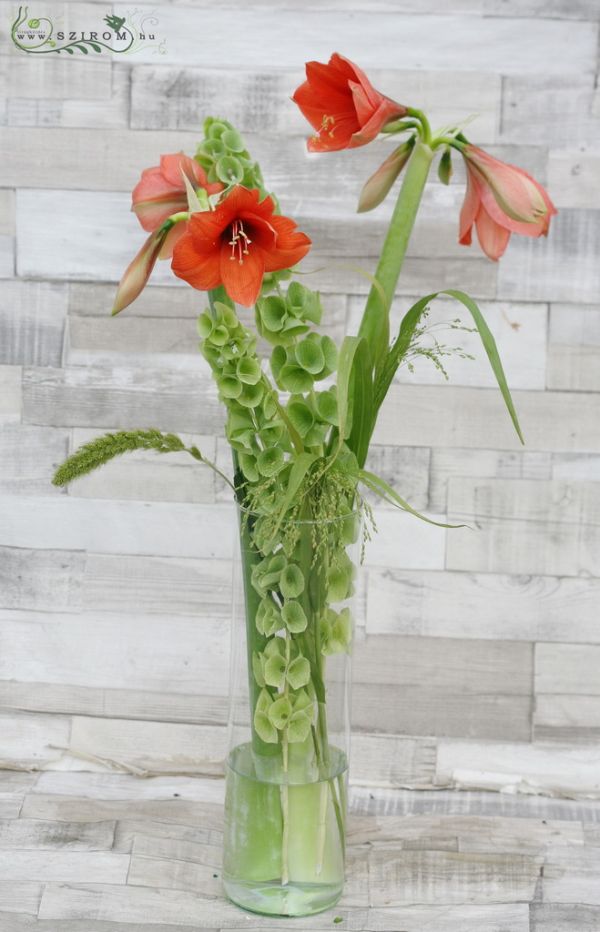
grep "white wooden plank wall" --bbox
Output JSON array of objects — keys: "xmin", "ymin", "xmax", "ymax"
[{"xmin": 1, "ymin": 0, "xmax": 599, "ymax": 796}]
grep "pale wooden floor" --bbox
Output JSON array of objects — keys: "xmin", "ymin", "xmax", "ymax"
[{"xmin": 0, "ymin": 772, "xmax": 598, "ymax": 930}]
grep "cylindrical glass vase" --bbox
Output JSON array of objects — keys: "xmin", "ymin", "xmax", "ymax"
[{"xmin": 223, "ymin": 502, "xmax": 359, "ymax": 917}]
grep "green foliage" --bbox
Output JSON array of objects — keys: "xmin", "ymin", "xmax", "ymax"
[{"xmin": 196, "ymin": 117, "xmax": 267, "ymax": 196}]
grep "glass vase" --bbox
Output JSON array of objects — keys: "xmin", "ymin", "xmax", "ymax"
[{"xmin": 222, "ymin": 502, "xmax": 359, "ymax": 917}]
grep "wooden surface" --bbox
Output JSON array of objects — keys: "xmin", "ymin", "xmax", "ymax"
[
  {"xmin": 0, "ymin": 771, "xmax": 598, "ymax": 930},
  {"xmin": 1, "ymin": 0, "xmax": 600, "ymax": 796}
]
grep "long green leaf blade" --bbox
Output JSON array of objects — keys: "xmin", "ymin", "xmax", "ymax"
[{"xmin": 359, "ymin": 468, "xmax": 466, "ymax": 529}]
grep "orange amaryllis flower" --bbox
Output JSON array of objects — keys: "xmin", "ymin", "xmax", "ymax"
[
  {"xmin": 171, "ymin": 186, "xmax": 311, "ymax": 307},
  {"xmin": 112, "ymin": 215, "xmax": 186, "ymax": 315},
  {"xmin": 292, "ymin": 52, "xmax": 406, "ymax": 153},
  {"xmin": 460, "ymin": 146, "xmax": 557, "ymax": 261},
  {"xmin": 132, "ymin": 152, "xmax": 223, "ymax": 258}
]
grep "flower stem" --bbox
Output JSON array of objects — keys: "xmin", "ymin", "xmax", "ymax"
[{"xmin": 357, "ymin": 141, "xmax": 434, "ymax": 379}]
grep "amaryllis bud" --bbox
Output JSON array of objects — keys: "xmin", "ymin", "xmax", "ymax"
[
  {"xmin": 112, "ymin": 215, "xmax": 186, "ymax": 315},
  {"xmin": 437, "ymin": 148, "xmax": 453, "ymax": 186},
  {"xmin": 464, "ymin": 145, "xmax": 553, "ymax": 226},
  {"xmin": 357, "ymin": 139, "xmax": 415, "ymax": 213}
]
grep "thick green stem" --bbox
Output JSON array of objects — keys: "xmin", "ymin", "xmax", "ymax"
[{"xmin": 357, "ymin": 141, "xmax": 434, "ymax": 377}]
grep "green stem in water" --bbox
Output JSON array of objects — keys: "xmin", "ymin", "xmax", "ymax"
[{"xmin": 357, "ymin": 141, "xmax": 434, "ymax": 380}]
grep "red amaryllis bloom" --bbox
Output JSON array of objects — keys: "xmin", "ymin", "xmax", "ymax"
[
  {"xmin": 171, "ymin": 186, "xmax": 311, "ymax": 307},
  {"xmin": 132, "ymin": 152, "xmax": 223, "ymax": 257},
  {"xmin": 460, "ymin": 146, "xmax": 557, "ymax": 261},
  {"xmin": 292, "ymin": 52, "xmax": 406, "ymax": 153}
]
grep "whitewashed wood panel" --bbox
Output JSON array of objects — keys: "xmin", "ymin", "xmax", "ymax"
[
  {"xmin": 429, "ymin": 447, "xmax": 551, "ymax": 512},
  {"xmin": 0, "ymin": 680, "xmax": 228, "ymax": 727},
  {"xmin": 82, "ymin": 551, "xmax": 229, "ymax": 615},
  {"xmin": 0, "ymin": 610, "xmax": 230, "ymax": 695},
  {"xmin": 69, "ymin": 281, "xmax": 206, "ymax": 319},
  {"xmin": 0, "ymin": 235, "xmax": 15, "ymax": 277},
  {"xmin": 0, "ymin": 546, "xmax": 83, "ymax": 610},
  {"xmin": 108, "ymin": 7, "xmax": 597, "ymax": 73},
  {"xmin": 498, "ymin": 209, "xmax": 600, "ymax": 304},
  {"xmin": 366, "ymin": 568, "xmax": 600, "ymax": 642},
  {"xmin": 550, "ymin": 303, "xmax": 600, "ymax": 345},
  {"xmin": 114, "ymin": 820, "xmax": 221, "ymax": 854},
  {"xmin": 131, "ymin": 66, "xmax": 500, "ymax": 142},
  {"xmin": 0, "ymin": 496, "xmax": 234, "ymax": 558},
  {"xmin": 352, "ymin": 683, "xmax": 531, "ymax": 740},
  {"xmin": 0, "ymin": 712, "xmax": 71, "ymax": 767},
  {"xmin": 0, "ymin": 190, "xmax": 14, "ymax": 235},
  {"xmin": 0, "ymin": 882, "xmax": 43, "ymax": 917},
  {"xmin": 0, "ymin": 366, "xmax": 22, "ymax": 423},
  {"xmin": 436, "ymin": 740, "xmax": 600, "ymax": 796},
  {"xmin": 67, "ymin": 457, "xmax": 215, "ymax": 503},
  {"xmin": 547, "ymin": 344, "xmax": 600, "ymax": 391},
  {"xmin": 349, "ymin": 296, "xmax": 548, "ymax": 390},
  {"xmin": 68, "ymin": 716, "xmax": 227, "ymax": 773},
  {"xmin": 38, "ymin": 881, "xmax": 363, "ymax": 926},
  {"xmin": 130, "ymin": 833, "xmax": 220, "ymax": 866},
  {"xmin": 548, "ymin": 150, "xmax": 600, "ymax": 209},
  {"xmin": 536, "ymin": 643, "xmax": 600, "ymax": 696},
  {"xmin": 535, "ymin": 695, "xmax": 600, "ymax": 742},
  {"xmin": 365, "ymin": 903, "xmax": 530, "ymax": 932},
  {"xmin": 353, "ymin": 635, "xmax": 531, "ymax": 694},
  {"xmin": 368, "ymin": 847, "xmax": 541, "ymax": 905},
  {"xmin": 66, "ymin": 314, "xmax": 200, "ymax": 368},
  {"xmin": 7, "ymin": 68, "xmax": 130, "ymax": 130},
  {"xmin": 373, "ymin": 385, "xmax": 600, "ymax": 453},
  {"xmin": 351, "ymin": 735, "xmax": 436, "ymax": 787},
  {"xmin": 501, "ymin": 74, "xmax": 600, "ymax": 146},
  {"xmin": 364, "ymin": 445, "xmax": 430, "ymax": 511},
  {"xmin": 22, "ymin": 365, "xmax": 224, "ymax": 433},
  {"xmin": 0, "ymin": 817, "xmax": 115, "ymax": 850},
  {"xmin": 0, "ymin": 425, "xmax": 69, "ymax": 494},
  {"xmin": 32, "ymin": 771, "xmax": 225, "ymax": 803},
  {"xmin": 543, "ymin": 847, "xmax": 600, "ymax": 904},
  {"xmin": 75, "ymin": 0, "xmax": 600, "ymax": 14},
  {"xmin": 530, "ymin": 903, "xmax": 600, "ymax": 932},
  {"xmin": 552, "ymin": 453, "xmax": 600, "ymax": 482},
  {"xmin": 0, "ymin": 849, "xmax": 129, "ymax": 883},
  {"xmin": 363, "ymin": 509, "xmax": 447, "ymax": 570},
  {"xmin": 127, "ymin": 854, "xmax": 221, "ymax": 896},
  {"xmin": 0, "ymin": 773, "xmax": 38, "ymax": 820},
  {"xmin": 1, "ymin": 56, "xmax": 111, "ymax": 100},
  {"xmin": 448, "ymin": 477, "xmax": 600, "ymax": 525}
]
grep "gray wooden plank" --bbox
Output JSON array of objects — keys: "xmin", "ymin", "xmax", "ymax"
[
  {"xmin": 0, "ymin": 850, "xmax": 129, "ymax": 883},
  {"xmin": 368, "ymin": 847, "xmax": 541, "ymax": 905},
  {"xmin": 501, "ymin": 75, "xmax": 600, "ymax": 146},
  {"xmin": 0, "ymin": 546, "xmax": 83, "ymax": 611},
  {"xmin": 0, "ymin": 883, "xmax": 43, "ymax": 917},
  {"xmin": 127, "ymin": 853, "xmax": 221, "ymax": 896},
  {"xmin": 498, "ymin": 210, "xmax": 600, "ymax": 304},
  {"xmin": 436, "ymin": 740, "xmax": 600, "ymax": 797},
  {"xmin": 69, "ymin": 282, "xmax": 202, "ymax": 319},
  {"xmin": 0, "ymin": 818, "xmax": 115, "ymax": 851},
  {"xmin": 68, "ymin": 715, "xmax": 226, "ymax": 775},
  {"xmin": 552, "ymin": 453, "xmax": 600, "ymax": 482},
  {"xmin": 0, "ymin": 497, "xmax": 233, "ymax": 558},
  {"xmin": 82, "ymin": 552, "xmax": 229, "ymax": 615},
  {"xmin": 530, "ymin": 904, "xmax": 600, "ymax": 932},
  {"xmin": 360, "ymin": 445, "xmax": 431, "ymax": 511},
  {"xmin": 353, "ymin": 635, "xmax": 532, "ymax": 695},
  {"xmin": 0, "ymin": 235, "xmax": 15, "ymax": 278},
  {"xmin": 372, "ymin": 384, "xmax": 600, "ymax": 453},
  {"xmin": 22, "ymin": 365, "xmax": 224, "ymax": 433},
  {"xmin": 535, "ymin": 695, "xmax": 600, "ymax": 744},
  {"xmin": 0, "ymin": 681, "xmax": 228, "ymax": 727},
  {"xmin": 429, "ymin": 447, "xmax": 551, "ymax": 512},
  {"xmin": 0, "ymin": 916, "xmax": 207, "ymax": 932},
  {"xmin": 0, "ymin": 190, "xmax": 15, "ymax": 236},
  {"xmin": 543, "ymin": 847, "xmax": 600, "ymax": 904},
  {"xmin": 365, "ymin": 903, "xmax": 530, "ymax": 931},
  {"xmin": 0, "ymin": 773, "xmax": 38, "ymax": 820},
  {"xmin": 366, "ymin": 568, "xmax": 600, "ymax": 642},
  {"xmin": 0, "ymin": 366, "xmax": 21, "ymax": 423},
  {"xmin": 2, "ymin": 56, "xmax": 111, "ymax": 100},
  {"xmin": 351, "ymin": 735, "xmax": 436, "ymax": 787},
  {"xmin": 0, "ymin": 609, "xmax": 230, "ymax": 696},
  {"xmin": 102, "ymin": 9, "xmax": 597, "ymax": 73},
  {"xmin": 536, "ymin": 644, "xmax": 600, "ymax": 696},
  {"xmin": 547, "ymin": 344, "xmax": 600, "ymax": 391},
  {"xmin": 131, "ymin": 66, "xmax": 500, "ymax": 142},
  {"xmin": 0, "ymin": 277, "xmax": 67, "ymax": 366},
  {"xmin": 21, "ymin": 796, "xmax": 224, "ymax": 829},
  {"xmin": 6, "ymin": 67, "xmax": 129, "ymax": 130},
  {"xmin": 349, "ymin": 786, "xmax": 600, "ymax": 821},
  {"xmin": 31, "ymin": 772, "xmax": 225, "ymax": 803},
  {"xmin": 0, "ymin": 711, "xmax": 71, "ymax": 768},
  {"xmin": 0, "ymin": 425, "xmax": 69, "ymax": 494},
  {"xmin": 37, "ymin": 882, "xmax": 365, "ymax": 927},
  {"xmin": 447, "ymin": 477, "xmax": 600, "ymax": 525},
  {"xmin": 352, "ymin": 683, "xmax": 531, "ymax": 740},
  {"xmin": 548, "ymin": 150, "xmax": 600, "ymax": 210}
]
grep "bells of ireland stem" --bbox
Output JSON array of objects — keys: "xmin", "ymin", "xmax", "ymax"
[{"xmin": 357, "ymin": 137, "xmax": 415, "ymax": 213}]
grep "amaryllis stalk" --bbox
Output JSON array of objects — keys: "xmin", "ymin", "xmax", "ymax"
[{"xmin": 53, "ymin": 57, "xmax": 555, "ymax": 919}]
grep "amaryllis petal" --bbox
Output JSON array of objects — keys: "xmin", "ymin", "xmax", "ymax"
[
  {"xmin": 171, "ymin": 185, "xmax": 311, "ymax": 306},
  {"xmin": 458, "ymin": 145, "xmax": 557, "ymax": 261},
  {"xmin": 293, "ymin": 52, "xmax": 406, "ymax": 153},
  {"xmin": 132, "ymin": 152, "xmax": 223, "ymax": 233},
  {"xmin": 220, "ymin": 238, "xmax": 266, "ymax": 307}
]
